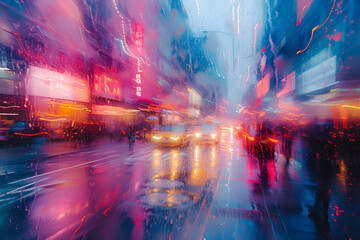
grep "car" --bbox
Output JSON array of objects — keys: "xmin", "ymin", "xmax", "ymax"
[
  {"xmin": 151, "ymin": 124, "xmax": 190, "ymax": 147},
  {"xmin": 193, "ymin": 123, "xmax": 219, "ymax": 145}
]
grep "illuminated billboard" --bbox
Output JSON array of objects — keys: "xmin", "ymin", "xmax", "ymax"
[
  {"xmin": 92, "ymin": 105, "xmax": 124, "ymax": 116},
  {"xmin": 298, "ymin": 56, "xmax": 337, "ymax": 95},
  {"xmin": 93, "ymin": 72, "xmax": 122, "ymax": 101},
  {"xmin": 134, "ymin": 23, "xmax": 144, "ymax": 98},
  {"xmin": 257, "ymin": 73, "xmax": 270, "ymax": 99},
  {"xmin": 276, "ymin": 72, "xmax": 295, "ymax": 97},
  {"xmin": 27, "ymin": 66, "xmax": 90, "ymax": 102}
]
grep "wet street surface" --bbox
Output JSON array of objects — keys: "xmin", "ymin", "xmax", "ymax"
[{"xmin": 0, "ymin": 127, "xmax": 359, "ymax": 240}]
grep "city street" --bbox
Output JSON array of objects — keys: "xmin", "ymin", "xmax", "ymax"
[{"xmin": 0, "ymin": 127, "xmax": 358, "ymax": 240}]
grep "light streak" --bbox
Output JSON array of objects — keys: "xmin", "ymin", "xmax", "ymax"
[
  {"xmin": 297, "ymin": 0, "xmax": 336, "ymax": 55},
  {"xmin": 253, "ymin": 23, "xmax": 259, "ymax": 49},
  {"xmin": 237, "ymin": 4, "xmax": 240, "ymax": 35},
  {"xmin": 39, "ymin": 118, "xmax": 67, "ymax": 122},
  {"xmin": 103, "ymin": 183, "xmax": 122, "ymax": 216},
  {"xmin": 341, "ymin": 105, "xmax": 360, "ymax": 110},
  {"xmin": 14, "ymin": 132, "xmax": 48, "ymax": 137},
  {"xmin": 245, "ymin": 65, "xmax": 251, "ymax": 84},
  {"xmin": 0, "ymin": 105, "xmax": 20, "ymax": 108},
  {"xmin": 232, "ymin": 2, "xmax": 235, "ymax": 22},
  {"xmin": 0, "ymin": 113, "xmax": 19, "ymax": 116},
  {"xmin": 268, "ymin": 138, "xmax": 279, "ymax": 144},
  {"xmin": 70, "ymin": 216, "xmax": 85, "ymax": 240},
  {"xmin": 302, "ymin": 0, "xmax": 313, "ymax": 11},
  {"xmin": 195, "ymin": 0, "xmax": 200, "ymax": 15}
]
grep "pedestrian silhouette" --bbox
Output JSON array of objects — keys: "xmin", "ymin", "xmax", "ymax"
[{"xmin": 308, "ymin": 127, "xmax": 335, "ymax": 223}]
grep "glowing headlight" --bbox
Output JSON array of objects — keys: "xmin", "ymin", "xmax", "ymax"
[
  {"xmin": 152, "ymin": 136, "xmax": 162, "ymax": 140},
  {"xmin": 170, "ymin": 137, "xmax": 179, "ymax": 141},
  {"xmin": 195, "ymin": 133, "xmax": 201, "ymax": 138},
  {"xmin": 211, "ymin": 133, "xmax": 217, "ymax": 139}
]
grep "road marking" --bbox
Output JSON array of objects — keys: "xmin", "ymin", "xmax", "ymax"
[{"xmin": 8, "ymin": 153, "xmax": 118, "ymax": 185}]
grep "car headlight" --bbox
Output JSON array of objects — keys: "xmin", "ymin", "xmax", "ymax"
[
  {"xmin": 211, "ymin": 133, "xmax": 217, "ymax": 139},
  {"xmin": 195, "ymin": 133, "xmax": 201, "ymax": 138},
  {"xmin": 170, "ymin": 137, "xmax": 180, "ymax": 141},
  {"xmin": 152, "ymin": 136, "xmax": 162, "ymax": 140}
]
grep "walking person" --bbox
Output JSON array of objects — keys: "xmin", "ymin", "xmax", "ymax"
[
  {"xmin": 127, "ymin": 125, "xmax": 136, "ymax": 150},
  {"xmin": 284, "ymin": 127, "xmax": 294, "ymax": 162},
  {"xmin": 308, "ymin": 127, "xmax": 336, "ymax": 224}
]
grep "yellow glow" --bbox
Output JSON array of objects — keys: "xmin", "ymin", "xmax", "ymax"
[
  {"xmin": 268, "ymin": 138, "xmax": 279, "ymax": 144},
  {"xmin": 337, "ymin": 160, "xmax": 347, "ymax": 189},
  {"xmin": 170, "ymin": 137, "xmax": 179, "ymax": 141},
  {"xmin": 211, "ymin": 133, "xmax": 217, "ymax": 139},
  {"xmin": 210, "ymin": 146, "xmax": 216, "ymax": 168},
  {"xmin": 152, "ymin": 136, "xmax": 162, "ymax": 140},
  {"xmin": 247, "ymin": 136, "xmax": 255, "ymax": 141},
  {"xmin": 341, "ymin": 105, "xmax": 360, "ymax": 110},
  {"xmin": 170, "ymin": 149, "xmax": 179, "ymax": 180},
  {"xmin": 39, "ymin": 117, "xmax": 67, "ymax": 122},
  {"xmin": 195, "ymin": 132, "xmax": 201, "ymax": 138},
  {"xmin": 153, "ymin": 149, "xmax": 161, "ymax": 172}
]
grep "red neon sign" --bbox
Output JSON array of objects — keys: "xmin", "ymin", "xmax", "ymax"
[{"xmin": 134, "ymin": 23, "xmax": 144, "ymax": 97}]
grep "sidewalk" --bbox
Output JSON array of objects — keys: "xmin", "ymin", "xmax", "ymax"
[
  {"xmin": 202, "ymin": 135, "xmax": 359, "ymax": 240},
  {"xmin": 269, "ymin": 136, "xmax": 359, "ymax": 240}
]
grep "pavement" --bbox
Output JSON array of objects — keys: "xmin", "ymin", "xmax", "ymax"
[{"xmin": 0, "ymin": 127, "xmax": 359, "ymax": 239}]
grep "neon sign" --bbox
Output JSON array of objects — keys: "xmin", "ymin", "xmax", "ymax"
[{"xmin": 134, "ymin": 23, "xmax": 144, "ymax": 97}]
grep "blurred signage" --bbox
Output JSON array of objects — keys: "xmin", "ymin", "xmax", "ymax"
[
  {"xmin": 257, "ymin": 73, "xmax": 270, "ymax": 99},
  {"xmin": 0, "ymin": 79, "xmax": 15, "ymax": 95},
  {"xmin": 134, "ymin": 23, "xmax": 144, "ymax": 97},
  {"xmin": 276, "ymin": 72, "xmax": 295, "ymax": 97},
  {"xmin": 93, "ymin": 68, "xmax": 122, "ymax": 101},
  {"xmin": 92, "ymin": 105, "xmax": 124, "ymax": 116},
  {"xmin": 260, "ymin": 55, "xmax": 266, "ymax": 73},
  {"xmin": 27, "ymin": 66, "xmax": 90, "ymax": 102},
  {"xmin": 299, "ymin": 56, "xmax": 337, "ymax": 95},
  {"xmin": 188, "ymin": 88, "xmax": 201, "ymax": 117}
]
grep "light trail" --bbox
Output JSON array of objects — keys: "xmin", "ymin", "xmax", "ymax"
[
  {"xmin": 253, "ymin": 23, "xmax": 259, "ymax": 49},
  {"xmin": 237, "ymin": 4, "xmax": 240, "ymax": 35},
  {"xmin": 195, "ymin": 0, "xmax": 200, "ymax": 15},
  {"xmin": 70, "ymin": 216, "xmax": 85, "ymax": 240},
  {"xmin": 297, "ymin": 0, "xmax": 337, "ymax": 55}
]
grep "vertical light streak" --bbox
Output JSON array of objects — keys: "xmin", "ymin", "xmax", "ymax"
[
  {"xmin": 195, "ymin": 145, "xmax": 199, "ymax": 167},
  {"xmin": 171, "ymin": 149, "xmax": 179, "ymax": 180},
  {"xmin": 232, "ymin": 0, "xmax": 235, "ymax": 22},
  {"xmin": 210, "ymin": 146, "xmax": 216, "ymax": 168},
  {"xmin": 245, "ymin": 65, "xmax": 251, "ymax": 84},
  {"xmin": 237, "ymin": 4, "xmax": 240, "ymax": 35},
  {"xmin": 153, "ymin": 149, "xmax": 161, "ymax": 173},
  {"xmin": 253, "ymin": 23, "xmax": 259, "ymax": 49},
  {"xmin": 112, "ymin": 0, "xmax": 130, "ymax": 55},
  {"xmin": 195, "ymin": 0, "xmax": 200, "ymax": 15},
  {"xmin": 332, "ymin": 107, "xmax": 339, "ymax": 129}
]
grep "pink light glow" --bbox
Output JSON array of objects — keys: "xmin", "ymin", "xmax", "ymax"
[{"xmin": 134, "ymin": 23, "xmax": 144, "ymax": 97}]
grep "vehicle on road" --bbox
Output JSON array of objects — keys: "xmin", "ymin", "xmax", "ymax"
[
  {"xmin": 193, "ymin": 123, "xmax": 219, "ymax": 145},
  {"xmin": 151, "ymin": 124, "xmax": 190, "ymax": 147}
]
